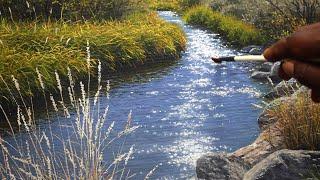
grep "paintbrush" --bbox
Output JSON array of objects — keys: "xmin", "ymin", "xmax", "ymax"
[
  {"xmin": 211, "ymin": 55, "xmax": 266, "ymax": 63},
  {"xmin": 212, "ymin": 55, "xmax": 320, "ymax": 64}
]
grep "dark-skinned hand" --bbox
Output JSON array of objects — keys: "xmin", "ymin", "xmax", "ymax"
[{"xmin": 263, "ymin": 22, "xmax": 320, "ymax": 103}]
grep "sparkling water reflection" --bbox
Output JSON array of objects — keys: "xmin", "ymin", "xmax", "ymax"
[{"xmin": 3, "ymin": 11, "xmax": 271, "ymax": 179}]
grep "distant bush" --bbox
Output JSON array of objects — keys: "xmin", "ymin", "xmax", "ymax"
[
  {"xmin": 0, "ymin": 0, "xmax": 147, "ymax": 21},
  {"xmin": 183, "ymin": 6, "xmax": 266, "ymax": 46}
]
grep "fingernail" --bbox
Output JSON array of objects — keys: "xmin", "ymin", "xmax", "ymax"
[
  {"xmin": 263, "ymin": 48, "xmax": 272, "ymax": 61},
  {"xmin": 282, "ymin": 60, "xmax": 295, "ymax": 77}
]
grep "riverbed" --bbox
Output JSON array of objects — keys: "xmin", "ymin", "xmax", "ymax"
[{"xmin": 2, "ymin": 11, "xmax": 270, "ymax": 179}]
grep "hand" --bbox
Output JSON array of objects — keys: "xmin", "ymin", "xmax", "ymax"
[{"xmin": 263, "ymin": 23, "xmax": 320, "ymax": 102}]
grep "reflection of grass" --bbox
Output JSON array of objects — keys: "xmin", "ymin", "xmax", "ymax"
[
  {"xmin": 268, "ymin": 91, "xmax": 320, "ymax": 150},
  {"xmin": 0, "ymin": 12, "xmax": 186, "ymax": 101},
  {"xmin": 183, "ymin": 6, "xmax": 267, "ymax": 46},
  {"xmin": 0, "ymin": 46, "xmax": 143, "ymax": 179}
]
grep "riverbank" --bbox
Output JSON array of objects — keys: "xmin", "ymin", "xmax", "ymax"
[
  {"xmin": 197, "ymin": 63, "xmax": 320, "ymax": 179},
  {"xmin": 183, "ymin": 6, "xmax": 267, "ymax": 47},
  {"xmin": 0, "ymin": 12, "xmax": 186, "ymax": 107}
]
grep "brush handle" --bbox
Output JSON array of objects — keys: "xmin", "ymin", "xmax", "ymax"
[{"xmin": 234, "ymin": 55, "xmax": 265, "ymax": 62}]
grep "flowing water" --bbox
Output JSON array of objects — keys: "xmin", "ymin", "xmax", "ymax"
[{"xmin": 3, "ymin": 11, "xmax": 271, "ymax": 179}]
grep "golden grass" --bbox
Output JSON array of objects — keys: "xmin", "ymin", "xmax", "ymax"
[
  {"xmin": 0, "ymin": 12, "xmax": 186, "ymax": 100},
  {"xmin": 183, "ymin": 6, "xmax": 267, "ymax": 46},
  {"xmin": 268, "ymin": 91, "xmax": 320, "ymax": 150}
]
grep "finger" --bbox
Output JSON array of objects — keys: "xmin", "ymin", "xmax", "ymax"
[
  {"xmin": 311, "ymin": 89, "xmax": 320, "ymax": 103},
  {"xmin": 280, "ymin": 59, "xmax": 295, "ymax": 78},
  {"xmin": 293, "ymin": 60, "xmax": 320, "ymax": 90},
  {"xmin": 278, "ymin": 61, "xmax": 292, "ymax": 80},
  {"xmin": 296, "ymin": 22, "xmax": 320, "ymax": 32},
  {"xmin": 263, "ymin": 38, "xmax": 289, "ymax": 62}
]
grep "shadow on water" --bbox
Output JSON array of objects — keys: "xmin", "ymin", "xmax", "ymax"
[{"xmin": 1, "ymin": 11, "xmax": 272, "ymax": 179}]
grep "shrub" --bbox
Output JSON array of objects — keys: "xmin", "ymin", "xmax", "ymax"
[{"xmin": 183, "ymin": 6, "xmax": 266, "ymax": 46}]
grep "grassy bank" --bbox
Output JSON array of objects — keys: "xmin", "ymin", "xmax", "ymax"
[
  {"xmin": 0, "ymin": 12, "xmax": 186, "ymax": 101},
  {"xmin": 183, "ymin": 6, "xmax": 267, "ymax": 46},
  {"xmin": 149, "ymin": 0, "xmax": 181, "ymax": 11}
]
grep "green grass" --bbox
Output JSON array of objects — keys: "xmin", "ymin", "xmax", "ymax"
[
  {"xmin": 183, "ymin": 6, "xmax": 267, "ymax": 46},
  {"xmin": 0, "ymin": 12, "xmax": 186, "ymax": 100},
  {"xmin": 149, "ymin": 0, "xmax": 181, "ymax": 11}
]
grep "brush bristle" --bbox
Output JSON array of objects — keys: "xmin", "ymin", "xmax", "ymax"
[{"xmin": 211, "ymin": 56, "xmax": 222, "ymax": 63}]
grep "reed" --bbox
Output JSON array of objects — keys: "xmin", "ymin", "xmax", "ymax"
[
  {"xmin": 0, "ymin": 44, "xmax": 142, "ymax": 179},
  {"xmin": 183, "ymin": 6, "xmax": 267, "ymax": 46}
]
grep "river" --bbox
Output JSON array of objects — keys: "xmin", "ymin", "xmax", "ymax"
[{"xmin": 2, "ymin": 11, "xmax": 270, "ymax": 179}]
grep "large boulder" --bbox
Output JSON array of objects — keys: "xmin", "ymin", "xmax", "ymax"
[
  {"xmin": 196, "ymin": 153, "xmax": 250, "ymax": 180},
  {"xmin": 263, "ymin": 79, "xmax": 300, "ymax": 100},
  {"xmin": 244, "ymin": 150, "xmax": 320, "ymax": 180}
]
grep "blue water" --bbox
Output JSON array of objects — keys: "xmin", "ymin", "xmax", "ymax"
[{"xmin": 2, "ymin": 11, "xmax": 270, "ymax": 179}]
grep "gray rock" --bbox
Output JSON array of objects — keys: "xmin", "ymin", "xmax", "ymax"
[
  {"xmin": 256, "ymin": 62, "xmax": 273, "ymax": 72},
  {"xmin": 263, "ymin": 79, "xmax": 300, "ymax": 100},
  {"xmin": 249, "ymin": 47, "xmax": 264, "ymax": 55},
  {"xmin": 241, "ymin": 45, "xmax": 264, "ymax": 54},
  {"xmin": 244, "ymin": 150, "xmax": 320, "ymax": 180},
  {"xmin": 292, "ymin": 86, "xmax": 310, "ymax": 98},
  {"xmin": 269, "ymin": 62, "xmax": 282, "ymax": 83},
  {"xmin": 196, "ymin": 153, "xmax": 249, "ymax": 180},
  {"xmin": 250, "ymin": 71, "xmax": 271, "ymax": 81}
]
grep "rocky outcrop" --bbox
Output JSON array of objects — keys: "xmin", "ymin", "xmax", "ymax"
[
  {"xmin": 197, "ymin": 153, "xmax": 250, "ymax": 180},
  {"xmin": 244, "ymin": 150, "xmax": 320, "ymax": 180}
]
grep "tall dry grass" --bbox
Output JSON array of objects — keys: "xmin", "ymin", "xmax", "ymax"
[
  {"xmin": 268, "ymin": 91, "xmax": 320, "ymax": 150},
  {"xmin": 0, "ymin": 43, "xmax": 144, "ymax": 179}
]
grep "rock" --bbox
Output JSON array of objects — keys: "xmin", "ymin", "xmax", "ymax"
[
  {"xmin": 244, "ymin": 150, "xmax": 320, "ymax": 180},
  {"xmin": 263, "ymin": 79, "xmax": 300, "ymax": 100},
  {"xmin": 292, "ymin": 86, "xmax": 310, "ymax": 98},
  {"xmin": 232, "ymin": 121, "xmax": 284, "ymax": 166},
  {"xmin": 269, "ymin": 62, "xmax": 282, "ymax": 83},
  {"xmin": 240, "ymin": 45, "xmax": 264, "ymax": 55},
  {"xmin": 256, "ymin": 62, "xmax": 273, "ymax": 72},
  {"xmin": 250, "ymin": 71, "xmax": 271, "ymax": 81},
  {"xmin": 196, "ymin": 153, "xmax": 249, "ymax": 180}
]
